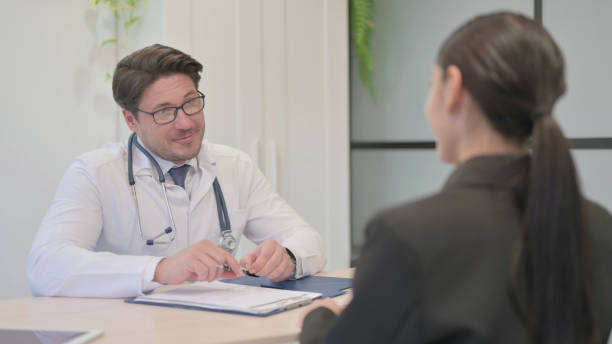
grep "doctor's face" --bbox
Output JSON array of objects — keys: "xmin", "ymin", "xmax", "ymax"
[{"xmin": 123, "ymin": 73, "xmax": 205, "ymax": 164}]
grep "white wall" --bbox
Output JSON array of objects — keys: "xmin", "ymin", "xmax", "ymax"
[
  {"xmin": 543, "ymin": 0, "xmax": 612, "ymax": 213},
  {"xmin": 351, "ymin": 0, "xmax": 533, "ymax": 142},
  {"xmin": 544, "ymin": 0, "xmax": 612, "ymax": 138},
  {"xmin": 0, "ymin": 1, "xmax": 118, "ymax": 299}
]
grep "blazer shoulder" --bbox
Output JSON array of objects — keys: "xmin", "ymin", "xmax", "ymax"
[
  {"xmin": 584, "ymin": 199, "xmax": 612, "ymax": 241},
  {"xmin": 585, "ymin": 198, "xmax": 612, "ymax": 220},
  {"xmin": 365, "ymin": 192, "xmax": 449, "ymax": 240},
  {"xmin": 365, "ymin": 186, "xmax": 522, "ymax": 258},
  {"xmin": 369, "ymin": 190, "xmax": 464, "ymax": 232}
]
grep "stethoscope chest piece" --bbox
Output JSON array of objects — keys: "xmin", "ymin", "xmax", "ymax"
[{"xmin": 219, "ymin": 231, "xmax": 238, "ymax": 254}]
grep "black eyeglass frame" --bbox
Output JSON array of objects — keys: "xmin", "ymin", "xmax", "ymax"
[{"xmin": 135, "ymin": 91, "xmax": 205, "ymax": 125}]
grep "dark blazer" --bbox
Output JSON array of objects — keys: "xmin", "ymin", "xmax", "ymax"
[{"xmin": 301, "ymin": 155, "xmax": 612, "ymax": 344}]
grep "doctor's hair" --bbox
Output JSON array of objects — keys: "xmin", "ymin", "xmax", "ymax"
[
  {"xmin": 112, "ymin": 44, "xmax": 203, "ymax": 116},
  {"xmin": 437, "ymin": 12, "xmax": 595, "ymax": 344}
]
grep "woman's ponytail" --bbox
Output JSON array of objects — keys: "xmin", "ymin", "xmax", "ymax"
[{"xmin": 522, "ymin": 114, "xmax": 595, "ymax": 344}]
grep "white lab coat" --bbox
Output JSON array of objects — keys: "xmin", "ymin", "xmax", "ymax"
[{"xmin": 27, "ymin": 139, "xmax": 326, "ymax": 297}]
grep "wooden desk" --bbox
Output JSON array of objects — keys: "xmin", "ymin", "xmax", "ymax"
[{"xmin": 0, "ymin": 269, "xmax": 353, "ymax": 344}]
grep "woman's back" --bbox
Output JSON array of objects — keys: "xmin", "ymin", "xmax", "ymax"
[{"xmin": 302, "ymin": 155, "xmax": 612, "ymax": 343}]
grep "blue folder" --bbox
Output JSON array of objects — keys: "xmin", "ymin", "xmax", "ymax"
[{"xmin": 221, "ymin": 275, "xmax": 352, "ymax": 298}]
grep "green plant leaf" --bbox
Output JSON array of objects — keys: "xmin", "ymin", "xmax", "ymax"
[
  {"xmin": 101, "ymin": 39, "xmax": 118, "ymax": 47},
  {"xmin": 124, "ymin": 16, "xmax": 141, "ymax": 30},
  {"xmin": 105, "ymin": 0, "xmax": 119, "ymax": 18},
  {"xmin": 350, "ymin": 0, "xmax": 376, "ymax": 103},
  {"xmin": 90, "ymin": 0, "xmax": 147, "ymax": 79}
]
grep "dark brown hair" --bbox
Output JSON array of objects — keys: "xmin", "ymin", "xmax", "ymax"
[
  {"xmin": 437, "ymin": 12, "xmax": 595, "ymax": 344},
  {"xmin": 112, "ymin": 44, "xmax": 203, "ymax": 115}
]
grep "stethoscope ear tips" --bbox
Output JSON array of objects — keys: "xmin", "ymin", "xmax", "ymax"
[
  {"xmin": 164, "ymin": 227, "xmax": 173, "ymax": 234},
  {"xmin": 146, "ymin": 240, "xmax": 154, "ymax": 246}
]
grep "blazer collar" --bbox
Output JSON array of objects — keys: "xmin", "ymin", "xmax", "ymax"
[{"xmin": 443, "ymin": 154, "xmax": 530, "ymax": 192}]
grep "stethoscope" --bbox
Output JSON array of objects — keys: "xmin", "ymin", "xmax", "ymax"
[{"xmin": 127, "ymin": 132, "xmax": 238, "ymax": 253}]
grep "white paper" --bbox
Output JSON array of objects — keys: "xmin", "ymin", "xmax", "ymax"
[{"xmin": 133, "ymin": 281, "xmax": 321, "ymax": 314}]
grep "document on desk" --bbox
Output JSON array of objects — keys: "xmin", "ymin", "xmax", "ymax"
[{"xmin": 127, "ymin": 281, "xmax": 322, "ymax": 316}]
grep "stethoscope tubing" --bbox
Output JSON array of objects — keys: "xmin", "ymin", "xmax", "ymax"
[
  {"xmin": 129, "ymin": 133, "xmax": 177, "ymax": 245},
  {"xmin": 213, "ymin": 178, "xmax": 231, "ymax": 233},
  {"xmin": 127, "ymin": 132, "xmax": 234, "ymax": 249}
]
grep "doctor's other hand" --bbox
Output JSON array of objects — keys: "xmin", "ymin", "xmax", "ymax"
[
  {"xmin": 153, "ymin": 240, "xmax": 243, "ymax": 285},
  {"xmin": 240, "ymin": 239, "xmax": 295, "ymax": 282}
]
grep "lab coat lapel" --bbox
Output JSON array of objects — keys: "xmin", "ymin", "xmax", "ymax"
[
  {"xmin": 189, "ymin": 142, "xmax": 217, "ymax": 212},
  {"xmin": 131, "ymin": 141, "xmax": 155, "ymax": 178}
]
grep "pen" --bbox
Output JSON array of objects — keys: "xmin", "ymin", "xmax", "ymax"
[{"xmin": 216, "ymin": 264, "xmax": 258, "ymax": 277}]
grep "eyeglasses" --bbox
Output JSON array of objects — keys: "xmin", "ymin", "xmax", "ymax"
[{"xmin": 136, "ymin": 91, "xmax": 205, "ymax": 125}]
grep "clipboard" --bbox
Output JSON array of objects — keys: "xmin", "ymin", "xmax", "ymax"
[{"xmin": 126, "ymin": 280, "xmax": 322, "ymax": 317}]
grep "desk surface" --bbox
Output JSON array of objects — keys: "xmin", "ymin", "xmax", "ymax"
[{"xmin": 0, "ymin": 269, "xmax": 353, "ymax": 344}]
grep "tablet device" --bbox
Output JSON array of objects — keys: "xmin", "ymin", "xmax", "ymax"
[{"xmin": 0, "ymin": 328, "xmax": 102, "ymax": 344}]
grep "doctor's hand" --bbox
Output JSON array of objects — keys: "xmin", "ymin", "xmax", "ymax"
[
  {"xmin": 153, "ymin": 240, "xmax": 244, "ymax": 285},
  {"xmin": 240, "ymin": 239, "xmax": 295, "ymax": 282}
]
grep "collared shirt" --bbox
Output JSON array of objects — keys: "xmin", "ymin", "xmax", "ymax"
[
  {"xmin": 139, "ymin": 136, "xmax": 199, "ymax": 196},
  {"xmin": 27, "ymin": 137, "xmax": 326, "ymax": 297}
]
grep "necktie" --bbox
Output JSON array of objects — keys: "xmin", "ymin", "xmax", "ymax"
[{"xmin": 168, "ymin": 164, "xmax": 190, "ymax": 189}]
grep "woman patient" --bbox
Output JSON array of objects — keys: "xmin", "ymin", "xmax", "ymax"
[{"xmin": 301, "ymin": 11, "xmax": 612, "ymax": 344}]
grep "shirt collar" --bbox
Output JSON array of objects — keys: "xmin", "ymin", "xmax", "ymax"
[
  {"xmin": 130, "ymin": 136, "xmax": 202, "ymax": 176},
  {"xmin": 442, "ymin": 154, "xmax": 530, "ymax": 192}
]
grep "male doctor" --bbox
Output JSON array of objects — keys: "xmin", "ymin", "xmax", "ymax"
[{"xmin": 27, "ymin": 44, "xmax": 326, "ymax": 297}]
